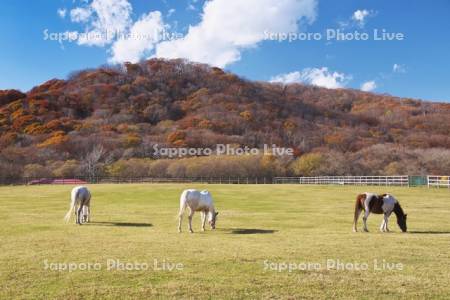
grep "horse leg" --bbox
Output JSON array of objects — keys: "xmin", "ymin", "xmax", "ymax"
[
  {"xmin": 76, "ymin": 205, "xmax": 83, "ymax": 225},
  {"xmin": 178, "ymin": 203, "xmax": 186, "ymax": 233},
  {"xmin": 83, "ymin": 206, "xmax": 88, "ymax": 223},
  {"xmin": 81, "ymin": 206, "xmax": 85, "ymax": 223},
  {"xmin": 84, "ymin": 198, "xmax": 90, "ymax": 223},
  {"xmin": 78, "ymin": 199, "xmax": 87, "ymax": 225},
  {"xmin": 178, "ymin": 213, "xmax": 183, "ymax": 233},
  {"xmin": 188, "ymin": 208, "xmax": 194, "ymax": 233},
  {"xmin": 363, "ymin": 211, "xmax": 370, "ymax": 232},
  {"xmin": 80, "ymin": 201, "xmax": 87, "ymax": 224},
  {"xmin": 384, "ymin": 213, "xmax": 390, "ymax": 232},
  {"xmin": 201, "ymin": 211, "xmax": 206, "ymax": 232},
  {"xmin": 380, "ymin": 218, "xmax": 386, "ymax": 232}
]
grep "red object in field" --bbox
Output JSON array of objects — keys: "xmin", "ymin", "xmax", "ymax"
[{"xmin": 28, "ymin": 178, "xmax": 88, "ymax": 185}]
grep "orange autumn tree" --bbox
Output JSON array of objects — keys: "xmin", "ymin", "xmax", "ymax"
[
  {"xmin": 38, "ymin": 131, "xmax": 69, "ymax": 148},
  {"xmin": 167, "ymin": 130, "xmax": 187, "ymax": 147}
]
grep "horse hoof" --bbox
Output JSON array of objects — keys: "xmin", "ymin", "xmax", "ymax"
[{"xmin": 189, "ymin": 230, "xmax": 194, "ymax": 233}]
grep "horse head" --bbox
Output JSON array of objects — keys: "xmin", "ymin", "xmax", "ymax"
[
  {"xmin": 397, "ymin": 213, "xmax": 407, "ymax": 232},
  {"xmin": 209, "ymin": 211, "xmax": 219, "ymax": 229}
]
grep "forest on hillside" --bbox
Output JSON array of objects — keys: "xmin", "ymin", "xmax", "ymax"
[{"xmin": 0, "ymin": 59, "xmax": 449, "ymax": 182}]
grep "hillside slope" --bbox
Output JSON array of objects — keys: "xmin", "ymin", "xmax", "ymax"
[{"xmin": 1, "ymin": 59, "xmax": 449, "ymax": 179}]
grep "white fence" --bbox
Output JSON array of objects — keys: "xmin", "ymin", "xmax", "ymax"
[
  {"xmin": 273, "ymin": 176, "xmax": 409, "ymax": 186},
  {"xmin": 427, "ymin": 176, "xmax": 450, "ymax": 188},
  {"xmin": 20, "ymin": 176, "xmax": 270, "ymax": 185}
]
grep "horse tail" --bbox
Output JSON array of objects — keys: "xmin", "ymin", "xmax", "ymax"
[
  {"xmin": 64, "ymin": 200, "xmax": 76, "ymax": 223},
  {"xmin": 353, "ymin": 194, "xmax": 364, "ymax": 231},
  {"xmin": 64, "ymin": 188, "xmax": 79, "ymax": 223},
  {"xmin": 178, "ymin": 189, "xmax": 189, "ymax": 217}
]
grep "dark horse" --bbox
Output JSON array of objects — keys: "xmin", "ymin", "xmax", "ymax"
[{"xmin": 353, "ymin": 193, "xmax": 407, "ymax": 232}]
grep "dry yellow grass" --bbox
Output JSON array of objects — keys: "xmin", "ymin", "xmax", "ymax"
[{"xmin": 0, "ymin": 184, "xmax": 449, "ymax": 299}]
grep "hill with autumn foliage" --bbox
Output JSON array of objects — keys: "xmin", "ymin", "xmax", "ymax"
[{"xmin": 1, "ymin": 59, "xmax": 449, "ymax": 181}]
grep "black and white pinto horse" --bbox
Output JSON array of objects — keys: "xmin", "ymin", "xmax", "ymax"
[
  {"xmin": 353, "ymin": 192, "xmax": 407, "ymax": 232},
  {"xmin": 64, "ymin": 186, "xmax": 91, "ymax": 225},
  {"xmin": 178, "ymin": 189, "xmax": 218, "ymax": 233}
]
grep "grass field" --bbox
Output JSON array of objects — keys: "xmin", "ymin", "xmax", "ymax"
[{"xmin": 0, "ymin": 184, "xmax": 449, "ymax": 299}]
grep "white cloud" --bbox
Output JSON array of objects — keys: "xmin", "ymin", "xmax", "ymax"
[
  {"xmin": 64, "ymin": 0, "xmax": 317, "ymax": 67},
  {"xmin": 109, "ymin": 11, "xmax": 166, "ymax": 64},
  {"xmin": 70, "ymin": 0, "xmax": 133, "ymax": 46},
  {"xmin": 66, "ymin": 0, "xmax": 166, "ymax": 62},
  {"xmin": 270, "ymin": 67, "xmax": 351, "ymax": 89},
  {"xmin": 270, "ymin": 71, "xmax": 304, "ymax": 84},
  {"xmin": 70, "ymin": 7, "xmax": 92, "ymax": 23},
  {"xmin": 360, "ymin": 80, "xmax": 377, "ymax": 92},
  {"xmin": 156, "ymin": 0, "xmax": 317, "ymax": 67},
  {"xmin": 348, "ymin": 9, "xmax": 375, "ymax": 28},
  {"xmin": 167, "ymin": 8, "xmax": 176, "ymax": 18},
  {"xmin": 393, "ymin": 63, "xmax": 406, "ymax": 73},
  {"xmin": 352, "ymin": 10, "xmax": 369, "ymax": 22},
  {"xmin": 57, "ymin": 8, "xmax": 67, "ymax": 19}
]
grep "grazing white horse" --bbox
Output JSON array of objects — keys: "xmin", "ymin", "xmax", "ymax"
[
  {"xmin": 64, "ymin": 186, "xmax": 91, "ymax": 225},
  {"xmin": 178, "ymin": 189, "xmax": 218, "ymax": 233},
  {"xmin": 353, "ymin": 192, "xmax": 407, "ymax": 233}
]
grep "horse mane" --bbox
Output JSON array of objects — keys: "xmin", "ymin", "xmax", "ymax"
[{"xmin": 393, "ymin": 202, "xmax": 405, "ymax": 218}]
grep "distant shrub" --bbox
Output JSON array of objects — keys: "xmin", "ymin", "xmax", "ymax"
[
  {"xmin": 167, "ymin": 131, "xmax": 186, "ymax": 145},
  {"xmin": 290, "ymin": 153, "xmax": 325, "ymax": 176},
  {"xmin": 123, "ymin": 133, "xmax": 142, "ymax": 147},
  {"xmin": 107, "ymin": 159, "xmax": 151, "ymax": 177},
  {"xmin": 53, "ymin": 160, "xmax": 81, "ymax": 178},
  {"xmin": 23, "ymin": 164, "xmax": 54, "ymax": 178},
  {"xmin": 24, "ymin": 123, "xmax": 46, "ymax": 135},
  {"xmin": 38, "ymin": 131, "xmax": 69, "ymax": 148}
]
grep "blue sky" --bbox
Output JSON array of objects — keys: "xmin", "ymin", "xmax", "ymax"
[{"xmin": 0, "ymin": 0, "xmax": 449, "ymax": 102}]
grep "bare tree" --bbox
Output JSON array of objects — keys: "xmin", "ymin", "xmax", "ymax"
[{"xmin": 82, "ymin": 145, "xmax": 109, "ymax": 182}]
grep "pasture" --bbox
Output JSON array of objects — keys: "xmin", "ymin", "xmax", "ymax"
[{"xmin": 0, "ymin": 184, "xmax": 449, "ymax": 299}]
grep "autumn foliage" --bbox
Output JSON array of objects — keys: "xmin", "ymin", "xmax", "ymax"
[{"xmin": 0, "ymin": 58, "xmax": 449, "ymax": 180}]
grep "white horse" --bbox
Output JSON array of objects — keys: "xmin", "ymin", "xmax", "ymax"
[
  {"xmin": 353, "ymin": 192, "xmax": 407, "ymax": 232},
  {"xmin": 64, "ymin": 186, "xmax": 91, "ymax": 225},
  {"xmin": 178, "ymin": 189, "xmax": 218, "ymax": 233}
]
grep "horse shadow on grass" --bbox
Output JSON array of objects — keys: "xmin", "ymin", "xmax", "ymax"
[
  {"xmin": 86, "ymin": 221, "xmax": 153, "ymax": 228},
  {"xmin": 218, "ymin": 228, "xmax": 277, "ymax": 235},
  {"xmin": 408, "ymin": 230, "xmax": 450, "ymax": 235}
]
